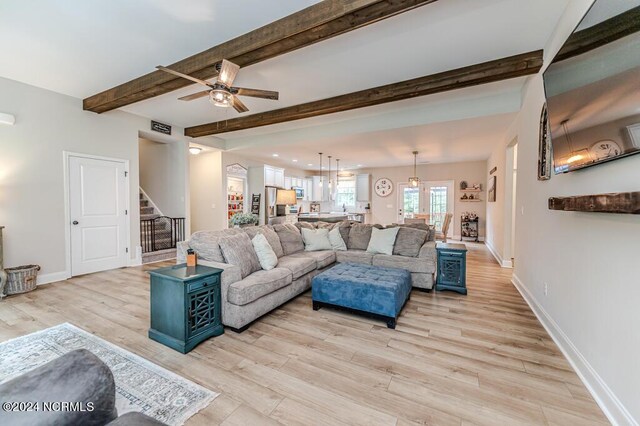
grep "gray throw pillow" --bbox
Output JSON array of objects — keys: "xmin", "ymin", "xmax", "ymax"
[
  {"xmin": 188, "ymin": 229, "xmax": 243, "ymax": 263},
  {"xmin": 218, "ymin": 233, "xmax": 262, "ymax": 278},
  {"xmin": 273, "ymin": 224, "xmax": 305, "ymax": 255},
  {"xmin": 243, "ymin": 225, "xmax": 284, "ymax": 258},
  {"xmin": 295, "ymin": 222, "xmax": 315, "ymax": 231},
  {"xmin": 348, "ymin": 224, "xmax": 375, "ymax": 250},
  {"xmin": 335, "ymin": 221, "xmax": 352, "ymax": 243},
  {"xmin": 393, "ymin": 227, "xmax": 428, "ymax": 257}
]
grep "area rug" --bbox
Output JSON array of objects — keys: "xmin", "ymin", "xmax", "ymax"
[{"xmin": 0, "ymin": 323, "xmax": 218, "ymax": 425}]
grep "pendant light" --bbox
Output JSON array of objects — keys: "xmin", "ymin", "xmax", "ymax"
[
  {"xmin": 328, "ymin": 156, "xmax": 332, "ymax": 190},
  {"xmin": 561, "ymin": 120, "xmax": 588, "ymax": 165},
  {"xmin": 335, "ymin": 159, "xmax": 340, "ymax": 188},
  {"xmin": 409, "ymin": 151, "xmax": 420, "ymax": 187},
  {"xmin": 318, "ymin": 153, "xmax": 323, "ymax": 187}
]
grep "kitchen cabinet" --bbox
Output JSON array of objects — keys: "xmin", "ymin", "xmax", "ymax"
[
  {"xmin": 264, "ymin": 165, "xmax": 285, "ymax": 187},
  {"xmin": 274, "ymin": 168, "xmax": 285, "ymax": 188},
  {"xmin": 284, "ymin": 176, "xmax": 292, "ymax": 189},
  {"xmin": 305, "ymin": 178, "xmax": 313, "ymax": 201},
  {"xmin": 356, "ymin": 174, "xmax": 371, "ymax": 202}
]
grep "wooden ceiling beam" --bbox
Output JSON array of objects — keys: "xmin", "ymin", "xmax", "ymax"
[
  {"xmin": 554, "ymin": 6, "xmax": 640, "ymax": 63},
  {"xmin": 83, "ymin": 0, "xmax": 439, "ymax": 113},
  {"xmin": 184, "ymin": 50, "xmax": 544, "ymax": 137}
]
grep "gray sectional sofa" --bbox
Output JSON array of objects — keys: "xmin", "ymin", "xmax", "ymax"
[{"xmin": 177, "ymin": 221, "xmax": 436, "ymax": 331}]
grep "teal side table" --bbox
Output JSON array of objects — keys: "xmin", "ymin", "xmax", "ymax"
[
  {"xmin": 435, "ymin": 243, "xmax": 468, "ymax": 295},
  {"xmin": 148, "ymin": 264, "xmax": 223, "ymax": 353}
]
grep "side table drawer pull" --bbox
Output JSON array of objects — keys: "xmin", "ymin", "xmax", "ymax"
[{"xmin": 440, "ymin": 251, "xmax": 462, "ymax": 257}]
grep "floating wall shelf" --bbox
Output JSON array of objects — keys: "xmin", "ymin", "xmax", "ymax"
[{"xmin": 548, "ymin": 191, "xmax": 640, "ymax": 214}]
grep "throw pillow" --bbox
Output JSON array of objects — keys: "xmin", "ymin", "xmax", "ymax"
[
  {"xmin": 273, "ymin": 224, "xmax": 305, "ymax": 255},
  {"xmin": 188, "ymin": 229, "xmax": 244, "ymax": 263},
  {"xmin": 251, "ymin": 233, "xmax": 278, "ymax": 270},
  {"xmin": 366, "ymin": 227, "xmax": 400, "ymax": 255},
  {"xmin": 301, "ymin": 228, "xmax": 333, "ymax": 251},
  {"xmin": 393, "ymin": 227, "xmax": 428, "ymax": 257},
  {"xmin": 218, "ymin": 233, "xmax": 261, "ymax": 278},
  {"xmin": 348, "ymin": 224, "xmax": 375, "ymax": 250},
  {"xmin": 328, "ymin": 227, "xmax": 347, "ymax": 251},
  {"xmin": 243, "ymin": 225, "xmax": 284, "ymax": 258}
]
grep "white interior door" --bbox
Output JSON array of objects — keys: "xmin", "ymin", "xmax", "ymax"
[{"xmin": 69, "ymin": 155, "xmax": 128, "ymax": 276}]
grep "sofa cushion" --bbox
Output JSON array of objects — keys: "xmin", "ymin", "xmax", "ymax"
[
  {"xmin": 252, "ymin": 233, "xmax": 278, "ymax": 271},
  {"xmin": 367, "ymin": 227, "xmax": 399, "ymax": 255},
  {"xmin": 274, "ymin": 224, "xmax": 305, "ymax": 255},
  {"xmin": 393, "ymin": 227, "xmax": 428, "ymax": 257},
  {"xmin": 348, "ymin": 224, "xmax": 375, "ymax": 250},
  {"xmin": 372, "ymin": 254, "xmax": 435, "ymax": 274},
  {"xmin": 400, "ymin": 223, "xmax": 436, "ymax": 242},
  {"xmin": 335, "ymin": 249, "xmax": 374, "ymax": 265},
  {"xmin": 188, "ymin": 228, "xmax": 243, "ymax": 263},
  {"xmin": 290, "ymin": 250, "xmax": 336, "ymax": 269},
  {"xmin": 227, "ymin": 268, "xmax": 292, "ymax": 306},
  {"xmin": 218, "ymin": 233, "xmax": 262, "ymax": 278},
  {"xmin": 243, "ymin": 225, "xmax": 284, "ymax": 258},
  {"xmin": 295, "ymin": 221, "xmax": 316, "ymax": 230},
  {"xmin": 276, "ymin": 255, "xmax": 317, "ymax": 279},
  {"xmin": 301, "ymin": 228, "xmax": 333, "ymax": 251},
  {"xmin": 335, "ymin": 221, "xmax": 352, "ymax": 243}
]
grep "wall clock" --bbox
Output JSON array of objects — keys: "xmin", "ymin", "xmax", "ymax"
[
  {"xmin": 590, "ymin": 140, "xmax": 621, "ymax": 160},
  {"xmin": 374, "ymin": 178, "xmax": 393, "ymax": 197}
]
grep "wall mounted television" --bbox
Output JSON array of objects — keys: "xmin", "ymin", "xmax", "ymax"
[{"xmin": 543, "ymin": 0, "xmax": 640, "ymax": 174}]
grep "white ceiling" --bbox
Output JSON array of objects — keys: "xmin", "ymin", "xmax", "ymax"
[{"xmin": 1, "ymin": 0, "xmax": 574, "ymax": 167}]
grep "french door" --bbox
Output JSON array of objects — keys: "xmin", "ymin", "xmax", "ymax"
[
  {"xmin": 69, "ymin": 155, "xmax": 129, "ymax": 275},
  {"xmin": 398, "ymin": 181, "xmax": 454, "ymax": 237}
]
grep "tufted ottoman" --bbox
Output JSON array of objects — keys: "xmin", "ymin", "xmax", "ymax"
[{"xmin": 311, "ymin": 262, "xmax": 411, "ymax": 328}]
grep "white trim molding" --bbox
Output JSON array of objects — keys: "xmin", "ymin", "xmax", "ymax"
[
  {"xmin": 511, "ymin": 274, "xmax": 637, "ymax": 426},
  {"xmin": 484, "ymin": 239, "xmax": 512, "ymax": 268},
  {"xmin": 36, "ymin": 271, "xmax": 71, "ymax": 286}
]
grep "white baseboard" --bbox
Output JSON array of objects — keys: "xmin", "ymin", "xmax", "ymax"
[
  {"xmin": 451, "ymin": 235, "xmax": 485, "ymax": 242},
  {"xmin": 36, "ymin": 271, "xmax": 70, "ymax": 286},
  {"xmin": 484, "ymin": 239, "xmax": 512, "ymax": 268},
  {"xmin": 129, "ymin": 246, "xmax": 142, "ymax": 267},
  {"xmin": 511, "ymin": 274, "xmax": 637, "ymax": 426}
]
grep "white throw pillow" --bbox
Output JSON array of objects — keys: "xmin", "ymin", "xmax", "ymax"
[
  {"xmin": 251, "ymin": 233, "xmax": 278, "ymax": 270},
  {"xmin": 366, "ymin": 227, "xmax": 400, "ymax": 255},
  {"xmin": 301, "ymin": 228, "xmax": 333, "ymax": 251},
  {"xmin": 328, "ymin": 226, "xmax": 347, "ymax": 251}
]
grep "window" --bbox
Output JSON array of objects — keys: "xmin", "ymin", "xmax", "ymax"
[
  {"xmin": 335, "ymin": 178, "xmax": 356, "ymax": 208},
  {"xmin": 429, "ymin": 186, "xmax": 448, "ymax": 231}
]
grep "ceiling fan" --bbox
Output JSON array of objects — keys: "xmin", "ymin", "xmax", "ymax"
[{"xmin": 156, "ymin": 59, "xmax": 278, "ymax": 113}]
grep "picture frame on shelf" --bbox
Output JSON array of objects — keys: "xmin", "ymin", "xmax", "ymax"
[{"xmin": 310, "ymin": 203, "xmax": 321, "ymax": 213}]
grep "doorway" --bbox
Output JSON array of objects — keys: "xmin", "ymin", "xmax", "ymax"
[
  {"xmin": 67, "ymin": 153, "xmax": 129, "ymax": 276},
  {"xmin": 397, "ymin": 180, "xmax": 454, "ymax": 238},
  {"xmin": 503, "ymin": 139, "xmax": 518, "ymax": 268}
]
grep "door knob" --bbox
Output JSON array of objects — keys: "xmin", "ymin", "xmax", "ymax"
[{"xmin": 72, "ymin": 221, "xmax": 79, "ymax": 225}]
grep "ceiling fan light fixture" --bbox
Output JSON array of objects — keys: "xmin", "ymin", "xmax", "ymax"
[{"xmin": 209, "ymin": 89, "xmax": 232, "ymax": 107}]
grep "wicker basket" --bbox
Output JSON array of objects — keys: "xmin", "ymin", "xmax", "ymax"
[{"xmin": 4, "ymin": 265, "xmax": 40, "ymax": 295}]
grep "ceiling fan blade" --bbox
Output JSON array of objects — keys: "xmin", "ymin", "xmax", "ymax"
[
  {"xmin": 217, "ymin": 59, "xmax": 240, "ymax": 87},
  {"xmin": 156, "ymin": 66, "xmax": 212, "ymax": 88},
  {"xmin": 233, "ymin": 87, "xmax": 279, "ymax": 100},
  {"xmin": 231, "ymin": 96, "xmax": 249, "ymax": 113},
  {"xmin": 178, "ymin": 90, "xmax": 211, "ymax": 101}
]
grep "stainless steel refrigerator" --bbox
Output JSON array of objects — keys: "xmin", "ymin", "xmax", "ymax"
[{"xmin": 265, "ymin": 186, "xmax": 278, "ymax": 224}]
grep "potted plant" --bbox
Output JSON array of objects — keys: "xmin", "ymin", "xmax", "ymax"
[{"xmin": 230, "ymin": 212, "xmax": 259, "ymax": 228}]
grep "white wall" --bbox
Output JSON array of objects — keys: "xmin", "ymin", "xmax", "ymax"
[
  {"xmin": 138, "ymin": 138, "xmax": 187, "ymax": 218},
  {"xmin": 359, "ymin": 161, "xmax": 487, "ymax": 237},
  {"xmin": 0, "ymin": 76, "xmax": 192, "ymax": 283},
  {"xmin": 487, "ymin": 1, "xmax": 640, "ymax": 422}
]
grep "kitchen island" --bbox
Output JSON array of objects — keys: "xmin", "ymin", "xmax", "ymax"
[{"xmin": 298, "ymin": 213, "xmax": 364, "ymax": 223}]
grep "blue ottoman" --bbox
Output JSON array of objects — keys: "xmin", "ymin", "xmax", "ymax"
[{"xmin": 312, "ymin": 262, "xmax": 412, "ymax": 329}]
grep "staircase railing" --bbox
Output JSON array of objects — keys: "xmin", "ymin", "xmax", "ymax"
[{"xmin": 140, "ymin": 216, "xmax": 185, "ymax": 253}]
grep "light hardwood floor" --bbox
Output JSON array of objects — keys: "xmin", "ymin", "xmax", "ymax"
[{"xmin": 0, "ymin": 243, "xmax": 608, "ymax": 425}]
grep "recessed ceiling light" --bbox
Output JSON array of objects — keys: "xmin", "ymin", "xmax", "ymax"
[
  {"xmin": 307, "ymin": 163, "xmax": 313, "ymax": 166},
  {"xmin": 292, "ymin": 159, "xmax": 298, "ymax": 162},
  {"xmin": 272, "ymin": 153, "xmax": 279, "ymax": 157},
  {"xmin": 189, "ymin": 147, "xmax": 202, "ymax": 155},
  {"xmin": 357, "ymin": 164, "xmax": 363, "ymax": 167}
]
